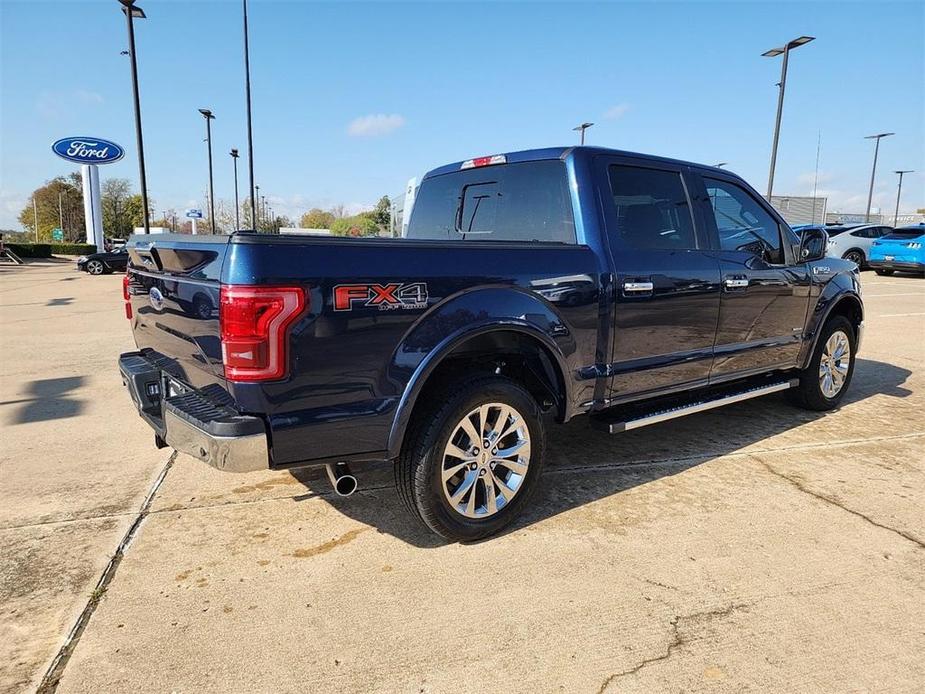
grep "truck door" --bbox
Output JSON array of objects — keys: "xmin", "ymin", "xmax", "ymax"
[
  {"xmin": 696, "ymin": 173, "xmax": 811, "ymax": 380},
  {"xmin": 599, "ymin": 157, "xmax": 722, "ymax": 402}
]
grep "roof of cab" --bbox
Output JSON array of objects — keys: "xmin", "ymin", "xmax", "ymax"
[{"xmin": 422, "ymin": 145, "xmax": 730, "ymax": 180}]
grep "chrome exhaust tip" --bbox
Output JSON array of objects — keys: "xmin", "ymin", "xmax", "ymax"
[{"xmin": 325, "ymin": 463, "xmax": 358, "ymax": 497}]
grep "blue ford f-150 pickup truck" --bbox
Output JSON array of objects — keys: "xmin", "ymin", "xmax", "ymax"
[{"xmin": 119, "ymin": 146, "xmax": 863, "ymax": 541}]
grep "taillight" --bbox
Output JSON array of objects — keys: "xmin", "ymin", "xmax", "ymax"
[
  {"xmin": 460, "ymin": 154, "xmax": 506, "ymax": 169},
  {"xmin": 220, "ymin": 285, "xmax": 306, "ymax": 382},
  {"xmin": 122, "ymin": 273, "xmax": 133, "ymax": 319}
]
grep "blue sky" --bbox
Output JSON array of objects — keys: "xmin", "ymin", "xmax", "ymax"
[{"xmin": 1, "ymin": 0, "xmax": 923, "ymax": 229}]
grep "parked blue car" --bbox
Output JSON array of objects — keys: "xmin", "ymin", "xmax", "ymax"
[{"xmin": 869, "ymin": 224, "xmax": 925, "ymax": 276}]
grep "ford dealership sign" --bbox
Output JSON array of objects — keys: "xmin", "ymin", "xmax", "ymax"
[{"xmin": 52, "ymin": 137, "xmax": 125, "ymax": 165}]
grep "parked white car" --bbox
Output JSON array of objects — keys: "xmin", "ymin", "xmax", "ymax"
[{"xmin": 826, "ymin": 224, "xmax": 893, "ymax": 268}]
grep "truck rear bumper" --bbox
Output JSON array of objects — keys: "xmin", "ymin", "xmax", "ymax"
[{"xmin": 119, "ymin": 351, "xmax": 269, "ymax": 472}]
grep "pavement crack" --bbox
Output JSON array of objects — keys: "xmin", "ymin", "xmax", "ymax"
[
  {"xmin": 37, "ymin": 451, "xmax": 177, "ymax": 693},
  {"xmin": 598, "ymin": 602, "xmax": 752, "ymax": 691},
  {"xmin": 760, "ymin": 460, "xmax": 924, "ymax": 550}
]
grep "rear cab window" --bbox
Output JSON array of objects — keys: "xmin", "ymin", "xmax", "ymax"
[{"xmin": 406, "ymin": 160, "xmax": 576, "ymax": 243}]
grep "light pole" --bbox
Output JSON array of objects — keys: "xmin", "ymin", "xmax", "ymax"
[
  {"xmin": 762, "ymin": 35, "xmax": 815, "ymax": 199},
  {"xmin": 118, "ymin": 0, "xmax": 150, "ymax": 233},
  {"xmin": 230, "ymin": 148, "xmax": 240, "ymax": 230},
  {"xmin": 254, "ymin": 184, "xmax": 260, "ymax": 229},
  {"xmin": 864, "ymin": 132, "xmax": 894, "ymax": 222},
  {"xmin": 573, "ymin": 122, "xmax": 593, "ymax": 145},
  {"xmin": 242, "ymin": 0, "xmax": 257, "ymax": 233},
  {"xmin": 199, "ymin": 108, "xmax": 216, "ymax": 232},
  {"xmin": 261, "ymin": 195, "xmax": 267, "ymax": 227},
  {"xmin": 893, "ymin": 170, "xmax": 913, "ymax": 227}
]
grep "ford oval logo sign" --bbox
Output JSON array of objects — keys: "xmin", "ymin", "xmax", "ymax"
[
  {"xmin": 149, "ymin": 287, "xmax": 165, "ymax": 311},
  {"xmin": 52, "ymin": 137, "xmax": 125, "ymax": 165}
]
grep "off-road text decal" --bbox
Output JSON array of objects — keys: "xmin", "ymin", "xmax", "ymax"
[{"xmin": 333, "ymin": 283, "xmax": 429, "ymax": 311}]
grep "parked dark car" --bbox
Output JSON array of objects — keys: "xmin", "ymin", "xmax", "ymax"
[
  {"xmin": 118, "ymin": 146, "xmax": 863, "ymax": 541},
  {"xmin": 77, "ymin": 247, "xmax": 129, "ymax": 275}
]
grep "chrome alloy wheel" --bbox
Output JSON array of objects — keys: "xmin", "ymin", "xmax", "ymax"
[
  {"xmin": 441, "ymin": 402, "xmax": 531, "ymax": 519},
  {"xmin": 87, "ymin": 260, "xmax": 104, "ymax": 275},
  {"xmin": 819, "ymin": 330, "xmax": 851, "ymax": 398}
]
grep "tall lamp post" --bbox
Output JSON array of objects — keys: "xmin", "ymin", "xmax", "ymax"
[
  {"xmin": 242, "ymin": 0, "xmax": 257, "ymax": 233},
  {"xmin": 762, "ymin": 35, "xmax": 815, "ymax": 199},
  {"xmin": 864, "ymin": 132, "xmax": 894, "ymax": 222},
  {"xmin": 118, "ymin": 0, "xmax": 150, "ymax": 233},
  {"xmin": 254, "ymin": 184, "xmax": 260, "ymax": 229},
  {"xmin": 230, "ymin": 148, "xmax": 241, "ymax": 230},
  {"xmin": 198, "ymin": 109, "xmax": 216, "ymax": 232},
  {"xmin": 573, "ymin": 122, "xmax": 593, "ymax": 145},
  {"xmin": 893, "ymin": 170, "xmax": 913, "ymax": 227}
]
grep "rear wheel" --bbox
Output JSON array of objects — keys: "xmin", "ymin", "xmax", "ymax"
[
  {"xmin": 396, "ymin": 375, "xmax": 546, "ymax": 542},
  {"xmin": 843, "ymin": 249, "xmax": 865, "ymax": 267},
  {"xmin": 875, "ymin": 269, "xmax": 894, "ymax": 276},
  {"xmin": 789, "ymin": 315, "xmax": 856, "ymax": 411},
  {"xmin": 86, "ymin": 260, "xmax": 105, "ymax": 275}
]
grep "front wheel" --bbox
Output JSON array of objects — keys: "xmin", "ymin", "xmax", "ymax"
[
  {"xmin": 86, "ymin": 260, "xmax": 105, "ymax": 275},
  {"xmin": 789, "ymin": 315, "xmax": 856, "ymax": 411},
  {"xmin": 843, "ymin": 249, "xmax": 865, "ymax": 267},
  {"xmin": 396, "ymin": 375, "xmax": 546, "ymax": 542}
]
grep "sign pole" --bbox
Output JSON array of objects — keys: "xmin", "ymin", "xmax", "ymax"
[{"xmin": 81, "ymin": 165, "xmax": 105, "ymax": 253}]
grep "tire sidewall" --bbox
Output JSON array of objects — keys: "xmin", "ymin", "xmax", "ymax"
[
  {"xmin": 415, "ymin": 378, "xmax": 546, "ymax": 541},
  {"xmin": 805, "ymin": 316, "xmax": 856, "ymax": 408}
]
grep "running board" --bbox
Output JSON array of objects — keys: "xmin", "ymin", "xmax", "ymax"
[{"xmin": 591, "ymin": 378, "xmax": 799, "ymax": 434}]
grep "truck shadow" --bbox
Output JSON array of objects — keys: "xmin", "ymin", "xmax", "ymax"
[
  {"xmin": 1, "ymin": 376, "xmax": 86, "ymax": 425},
  {"xmin": 289, "ymin": 358, "xmax": 913, "ymax": 548}
]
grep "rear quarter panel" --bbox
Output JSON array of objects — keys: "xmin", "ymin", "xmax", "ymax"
[{"xmin": 225, "ymin": 236, "xmax": 605, "ymax": 466}]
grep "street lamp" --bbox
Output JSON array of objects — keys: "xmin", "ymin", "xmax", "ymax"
[
  {"xmin": 230, "ymin": 148, "xmax": 240, "ymax": 230},
  {"xmin": 864, "ymin": 132, "xmax": 894, "ymax": 222},
  {"xmin": 242, "ymin": 0, "xmax": 257, "ymax": 234},
  {"xmin": 118, "ymin": 0, "xmax": 150, "ymax": 233},
  {"xmin": 198, "ymin": 108, "xmax": 216, "ymax": 232},
  {"xmin": 573, "ymin": 122, "xmax": 594, "ymax": 145},
  {"xmin": 762, "ymin": 35, "xmax": 815, "ymax": 199},
  {"xmin": 893, "ymin": 170, "xmax": 913, "ymax": 227}
]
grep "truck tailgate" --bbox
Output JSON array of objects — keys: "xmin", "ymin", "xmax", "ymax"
[{"xmin": 125, "ymin": 234, "xmax": 229, "ymax": 391}]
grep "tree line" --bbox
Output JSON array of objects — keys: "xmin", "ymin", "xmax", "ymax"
[{"xmin": 17, "ymin": 174, "xmax": 393, "ymax": 240}]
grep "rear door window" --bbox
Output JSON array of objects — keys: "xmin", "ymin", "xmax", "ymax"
[
  {"xmin": 607, "ymin": 165, "xmax": 697, "ymax": 250},
  {"xmin": 407, "ymin": 160, "xmax": 576, "ymax": 243}
]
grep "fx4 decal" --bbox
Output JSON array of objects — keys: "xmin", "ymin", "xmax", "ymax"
[{"xmin": 333, "ymin": 283, "xmax": 429, "ymax": 311}]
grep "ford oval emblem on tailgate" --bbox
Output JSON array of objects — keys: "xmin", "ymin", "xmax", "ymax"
[{"xmin": 149, "ymin": 287, "xmax": 165, "ymax": 311}]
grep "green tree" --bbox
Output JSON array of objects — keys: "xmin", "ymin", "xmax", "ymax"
[
  {"xmin": 372, "ymin": 195, "xmax": 391, "ymax": 230},
  {"xmin": 300, "ymin": 208, "xmax": 335, "ymax": 229},
  {"xmin": 331, "ymin": 214, "xmax": 378, "ymax": 237},
  {"xmin": 18, "ymin": 174, "xmax": 85, "ymax": 242}
]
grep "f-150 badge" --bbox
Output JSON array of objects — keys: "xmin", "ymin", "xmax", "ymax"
[{"xmin": 333, "ymin": 283, "xmax": 429, "ymax": 311}]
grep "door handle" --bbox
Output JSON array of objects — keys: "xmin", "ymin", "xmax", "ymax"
[
  {"xmin": 623, "ymin": 281, "xmax": 654, "ymax": 294},
  {"xmin": 723, "ymin": 277, "xmax": 749, "ymax": 290}
]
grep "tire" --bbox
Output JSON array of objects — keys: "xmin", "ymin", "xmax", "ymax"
[
  {"xmin": 86, "ymin": 260, "xmax": 105, "ymax": 275},
  {"xmin": 842, "ymin": 249, "xmax": 865, "ymax": 268},
  {"xmin": 193, "ymin": 295, "xmax": 212, "ymax": 319},
  {"xmin": 395, "ymin": 375, "xmax": 546, "ymax": 542},
  {"xmin": 874, "ymin": 269, "xmax": 894, "ymax": 276},
  {"xmin": 789, "ymin": 315, "xmax": 856, "ymax": 411}
]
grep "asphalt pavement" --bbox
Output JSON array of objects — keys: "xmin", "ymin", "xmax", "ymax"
[{"xmin": 1, "ymin": 259, "xmax": 923, "ymax": 693}]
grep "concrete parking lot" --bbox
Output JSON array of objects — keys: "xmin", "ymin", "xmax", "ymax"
[{"xmin": 1, "ymin": 259, "xmax": 923, "ymax": 693}]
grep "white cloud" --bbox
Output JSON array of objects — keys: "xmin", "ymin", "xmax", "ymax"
[
  {"xmin": 346, "ymin": 113, "xmax": 406, "ymax": 137},
  {"xmin": 604, "ymin": 104, "xmax": 630, "ymax": 120},
  {"xmin": 796, "ymin": 171, "xmax": 834, "ymax": 187}
]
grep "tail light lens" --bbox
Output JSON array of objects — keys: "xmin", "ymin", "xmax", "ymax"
[
  {"xmin": 220, "ymin": 285, "xmax": 306, "ymax": 382},
  {"xmin": 122, "ymin": 273, "xmax": 133, "ymax": 319}
]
